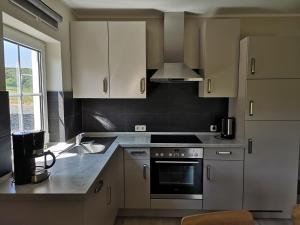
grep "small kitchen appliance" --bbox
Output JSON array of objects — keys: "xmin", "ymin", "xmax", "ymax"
[
  {"xmin": 221, "ymin": 117, "xmax": 235, "ymax": 139},
  {"xmin": 12, "ymin": 130, "xmax": 56, "ymax": 185}
]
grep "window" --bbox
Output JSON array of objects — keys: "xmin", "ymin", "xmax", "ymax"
[{"xmin": 3, "ymin": 26, "xmax": 48, "ymax": 136}]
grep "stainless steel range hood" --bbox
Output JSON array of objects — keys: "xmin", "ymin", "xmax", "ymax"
[{"xmin": 150, "ymin": 12, "xmax": 203, "ymax": 83}]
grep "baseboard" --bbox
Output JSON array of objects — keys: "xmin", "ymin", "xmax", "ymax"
[{"xmin": 118, "ymin": 209, "xmax": 202, "ymax": 218}]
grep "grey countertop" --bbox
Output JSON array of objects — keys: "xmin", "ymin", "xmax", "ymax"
[{"xmin": 0, "ymin": 132, "xmax": 244, "ymax": 198}]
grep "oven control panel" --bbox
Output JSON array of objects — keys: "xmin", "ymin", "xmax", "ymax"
[{"xmin": 150, "ymin": 148, "xmax": 203, "ymax": 159}]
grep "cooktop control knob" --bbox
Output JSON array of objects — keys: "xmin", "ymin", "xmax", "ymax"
[
  {"xmin": 174, "ymin": 152, "xmax": 179, "ymax": 157},
  {"xmin": 155, "ymin": 153, "xmax": 159, "ymax": 157},
  {"xmin": 160, "ymin": 153, "xmax": 164, "ymax": 157},
  {"xmin": 169, "ymin": 153, "xmax": 172, "ymax": 157}
]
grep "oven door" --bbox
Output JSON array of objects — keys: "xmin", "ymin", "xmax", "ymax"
[{"xmin": 150, "ymin": 158, "xmax": 203, "ymax": 199}]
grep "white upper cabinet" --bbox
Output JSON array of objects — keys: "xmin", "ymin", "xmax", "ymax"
[
  {"xmin": 246, "ymin": 36, "xmax": 300, "ymax": 79},
  {"xmin": 199, "ymin": 19, "xmax": 240, "ymax": 98},
  {"xmin": 109, "ymin": 22, "xmax": 146, "ymax": 99},
  {"xmin": 71, "ymin": 21, "xmax": 146, "ymax": 99},
  {"xmin": 71, "ymin": 21, "xmax": 109, "ymax": 98}
]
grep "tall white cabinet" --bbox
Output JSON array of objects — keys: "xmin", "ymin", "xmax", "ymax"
[
  {"xmin": 71, "ymin": 21, "xmax": 146, "ymax": 99},
  {"xmin": 230, "ymin": 36, "xmax": 300, "ymax": 218}
]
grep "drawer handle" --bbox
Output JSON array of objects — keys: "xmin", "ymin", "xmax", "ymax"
[
  {"xmin": 216, "ymin": 151, "xmax": 232, "ymax": 155},
  {"xmin": 130, "ymin": 151, "xmax": 147, "ymax": 155},
  {"xmin": 94, "ymin": 180, "xmax": 104, "ymax": 194}
]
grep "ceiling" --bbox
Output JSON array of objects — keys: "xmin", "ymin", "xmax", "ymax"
[{"xmin": 61, "ymin": 0, "xmax": 300, "ymax": 14}]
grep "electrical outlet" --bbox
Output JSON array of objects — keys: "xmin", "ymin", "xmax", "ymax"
[
  {"xmin": 210, "ymin": 125, "xmax": 217, "ymax": 132},
  {"xmin": 135, "ymin": 125, "xmax": 146, "ymax": 132}
]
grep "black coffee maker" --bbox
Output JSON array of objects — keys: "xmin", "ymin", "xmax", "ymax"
[{"xmin": 12, "ymin": 131, "xmax": 56, "ymax": 185}]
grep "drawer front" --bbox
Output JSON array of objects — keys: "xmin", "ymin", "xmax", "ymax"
[
  {"xmin": 204, "ymin": 148, "xmax": 244, "ymax": 160},
  {"xmin": 151, "ymin": 199, "xmax": 203, "ymax": 210},
  {"xmin": 124, "ymin": 148, "xmax": 150, "ymax": 160}
]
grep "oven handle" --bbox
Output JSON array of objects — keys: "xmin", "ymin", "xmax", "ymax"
[{"xmin": 154, "ymin": 161, "xmax": 199, "ymax": 164}]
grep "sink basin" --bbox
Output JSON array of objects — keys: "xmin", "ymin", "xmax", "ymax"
[{"xmin": 62, "ymin": 136, "xmax": 117, "ymax": 155}]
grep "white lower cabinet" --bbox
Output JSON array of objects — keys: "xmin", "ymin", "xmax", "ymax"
[
  {"xmin": 124, "ymin": 148, "xmax": 150, "ymax": 208},
  {"xmin": 203, "ymin": 148, "xmax": 244, "ymax": 210},
  {"xmin": 84, "ymin": 148, "xmax": 123, "ymax": 225},
  {"xmin": 244, "ymin": 121, "xmax": 300, "ymax": 214}
]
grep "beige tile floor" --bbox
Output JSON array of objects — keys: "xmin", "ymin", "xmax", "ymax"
[{"xmin": 115, "ymin": 217, "xmax": 292, "ymax": 225}]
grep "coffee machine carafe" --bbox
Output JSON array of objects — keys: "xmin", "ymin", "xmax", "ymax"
[{"xmin": 12, "ymin": 131, "xmax": 56, "ymax": 185}]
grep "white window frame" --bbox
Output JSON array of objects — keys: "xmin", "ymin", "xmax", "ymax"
[{"xmin": 3, "ymin": 25, "xmax": 49, "ymax": 143}]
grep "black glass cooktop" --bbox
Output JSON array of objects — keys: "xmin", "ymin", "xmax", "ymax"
[{"xmin": 150, "ymin": 135, "xmax": 202, "ymax": 144}]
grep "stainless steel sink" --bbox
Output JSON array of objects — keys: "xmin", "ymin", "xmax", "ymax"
[{"xmin": 62, "ymin": 136, "xmax": 117, "ymax": 155}]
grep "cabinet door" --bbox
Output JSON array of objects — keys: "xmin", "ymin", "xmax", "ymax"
[
  {"xmin": 244, "ymin": 121, "xmax": 300, "ymax": 212},
  {"xmin": 199, "ymin": 19, "xmax": 240, "ymax": 97},
  {"xmin": 246, "ymin": 79, "xmax": 300, "ymax": 121},
  {"xmin": 84, "ymin": 177, "xmax": 110, "ymax": 225},
  {"xmin": 109, "ymin": 148, "xmax": 124, "ymax": 211},
  {"xmin": 124, "ymin": 159, "xmax": 150, "ymax": 208},
  {"xmin": 109, "ymin": 21, "xmax": 146, "ymax": 99},
  {"xmin": 247, "ymin": 36, "xmax": 300, "ymax": 79},
  {"xmin": 71, "ymin": 21, "xmax": 109, "ymax": 98},
  {"xmin": 203, "ymin": 160, "xmax": 243, "ymax": 210}
]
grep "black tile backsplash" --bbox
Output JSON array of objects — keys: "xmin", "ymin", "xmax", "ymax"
[
  {"xmin": 0, "ymin": 91, "xmax": 11, "ymax": 137},
  {"xmin": 47, "ymin": 91, "xmax": 82, "ymax": 141},
  {"xmin": 81, "ymin": 70, "xmax": 228, "ymax": 132}
]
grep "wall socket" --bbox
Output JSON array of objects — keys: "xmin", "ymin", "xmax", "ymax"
[
  {"xmin": 210, "ymin": 125, "xmax": 217, "ymax": 132},
  {"xmin": 135, "ymin": 125, "xmax": 146, "ymax": 132}
]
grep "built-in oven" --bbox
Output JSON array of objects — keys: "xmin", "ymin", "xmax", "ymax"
[{"xmin": 150, "ymin": 148, "xmax": 203, "ymax": 200}]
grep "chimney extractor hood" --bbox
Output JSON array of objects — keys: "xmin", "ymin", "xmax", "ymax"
[{"xmin": 150, "ymin": 12, "xmax": 203, "ymax": 83}]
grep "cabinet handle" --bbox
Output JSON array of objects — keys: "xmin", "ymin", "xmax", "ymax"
[
  {"xmin": 248, "ymin": 139, "xmax": 253, "ymax": 154},
  {"xmin": 140, "ymin": 78, "xmax": 146, "ymax": 94},
  {"xmin": 206, "ymin": 165, "xmax": 211, "ymax": 181},
  {"xmin": 109, "ymin": 185, "xmax": 112, "ymax": 205},
  {"xmin": 251, "ymin": 58, "xmax": 256, "ymax": 74},
  {"xmin": 216, "ymin": 151, "xmax": 232, "ymax": 155},
  {"xmin": 94, "ymin": 180, "xmax": 103, "ymax": 194},
  {"xmin": 130, "ymin": 151, "xmax": 147, "ymax": 155},
  {"xmin": 106, "ymin": 184, "xmax": 112, "ymax": 205},
  {"xmin": 143, "ymin": 164, "xmax": 147, "ymax": 179},
  {"xmin": 249, "ymin": 100, "xmax": 254, "ymax": 116},
  {"xmin": 103, "ymin": 78, "xmax": 108, "ymax": 93},
  {"xmin": 207, "ymin": 79, "xmax": 212, "ymax": 93}
]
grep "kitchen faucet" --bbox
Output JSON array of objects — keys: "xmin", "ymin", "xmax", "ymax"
[{"xmin": 75, "ymin": 133, "xmax": 86, "ymax": 146}]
